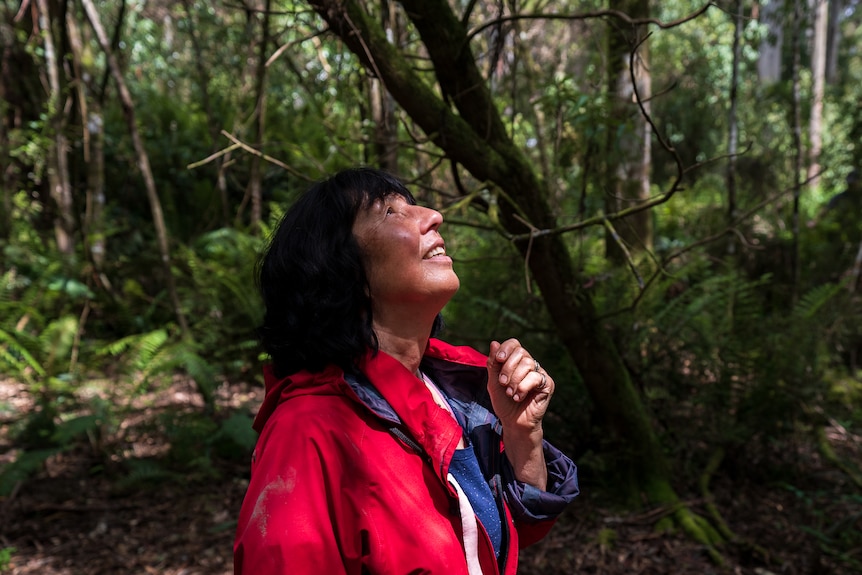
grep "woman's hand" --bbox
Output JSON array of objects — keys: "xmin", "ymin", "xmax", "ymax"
[
  {"xmin": 486, "ymin": 339, "xmax": 554, "ymax": 433},
  {"xmin": 486, "ymin": 338, "xmax": 553, "ymax": 489}
]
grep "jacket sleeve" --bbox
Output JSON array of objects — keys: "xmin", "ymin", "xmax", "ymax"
[
  {"xmin": 501, "ymin": 439, "xmax": 579, "ymax": 548},
  {"xmin": 233, "ymin": 407, "xmax": 364, "ymax": 575}
]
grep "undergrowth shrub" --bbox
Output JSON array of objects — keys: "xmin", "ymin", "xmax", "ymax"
[
  {"xmin": 607, "ymin": 255, "xmax": 861, "ymax": 483},
  {"xmin": 175, "ymin": 227, "xmax": 265, "ymax": 377},
  {"xmin": 0, "ymin": 222, "xmax": 262, "ymax": 495}
]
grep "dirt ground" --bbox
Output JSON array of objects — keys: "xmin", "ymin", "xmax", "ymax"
[{"xmin": 1, "ymin": 378, "xmax": 860, "ymax": 575}]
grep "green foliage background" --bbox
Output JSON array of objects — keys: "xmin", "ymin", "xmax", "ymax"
[{"xmin": 2, "ymin": 2, "xmax": 862, "ymax": 563}]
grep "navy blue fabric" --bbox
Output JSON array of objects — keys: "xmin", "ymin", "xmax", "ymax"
[
  {"xmin": 422, "ymin": 356, "xmax": 580, "ymax": 525},
  {"xmin": 343, "ymin": 354, "xmax": 579, "ymax": 571},
  {"xmin": 449, "ymin": 444, "xmax": 503, "ymax": 557}
]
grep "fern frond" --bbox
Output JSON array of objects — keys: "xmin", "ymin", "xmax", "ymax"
[
  {"xmin": 175, "ymin": 347, "xmax": 218, "ymax": 402},
  {"xmin": 0, "ymin": 329, "xmax": 46, "ymax": 380},
  {"xmin": 115, "ymin": 459, "xmax": 178, "ymax": 490},
  {"xmin": 52, "ymin": 414, "xmax": 101, "ymax": 445},
  {"xmin": 0, "ymin": 448, "xmax": 60, "ymax": 496},
  {"xmin": 102, "ymin": 329, "xmax": 169, "ymax": 367},
  {"xmin": 793, "ymin": 282, "xmax": 844, "ymax": 320}
]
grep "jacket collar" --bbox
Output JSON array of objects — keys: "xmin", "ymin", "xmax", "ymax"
[
  {"xmin": 255, "ymin": 339, "xmax": 491, "ymax": 473},
  {"xmin": 356, "ymin": 345, "xmax": 463, "ymax": 479}
]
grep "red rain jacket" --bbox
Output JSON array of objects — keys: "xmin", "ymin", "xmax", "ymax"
[{"xmin": 233, "ymin": 339, "xmax": 578, "ymax": 575}]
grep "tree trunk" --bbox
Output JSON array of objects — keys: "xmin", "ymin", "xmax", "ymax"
[
  {"xmin": 825, "ymin": 0, "xmax": 842, "ymax": 84},
  {"xmin": 808, "ymin": 0, "xmax": 828, "ymax": 187},
  {"xmin": 229, "ymin": 6, "xmax": 264, "ymax": 227},
  {"xmin": 363, "ymin": 0, "xmax": 399, "ymax": 172},
  {"xmin": 727, "ymin": 0, "xmax": 744, "ymax": 255},
  {"xmin": 758, "ymin": 0, "xmax": 784, "ymax": 84},
  {"xmin": 0, "ymin": 10, "xmax": 11, "ymax": 245},
  {"xmin": 604, "ymin": 0, "xmax": 652, "ymax": 260},
  {"xmin": 305, "ymin": 1, "xmax": 718, "ymax": 540},
  {"xmin": 246, "ymin": 0, "xmax": 271, "ymax": 231},
  {"xmin": 36, "ymin": 0, "xmax": 75, "ymax": 255},
  {"xmin": 790, "ymin": 0, "xmax": 804, "ymax": 304},
  {"xmin": 80, "ymin": 0, "xmax": 189, "ymax": 335},
  {"xmin": 67, "ymin": 9, "xmax": 110, "ymax": 290},
  {"xmin": 181, "ymin": 0, "xmax": 231, "ymax": 227}
]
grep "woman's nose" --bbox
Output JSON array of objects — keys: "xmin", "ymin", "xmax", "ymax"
[{"xmin": 418, "ymin": 205, "xmax": 443, "ymax": 232}]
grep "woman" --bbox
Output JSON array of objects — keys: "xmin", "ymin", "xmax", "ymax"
[{"xmin": 234, "ymin": 168, "xmax": 578, "ymax": 575}]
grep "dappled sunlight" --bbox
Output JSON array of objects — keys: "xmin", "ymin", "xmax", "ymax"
[{"xmin": 1, "ymin": 378, "xmax": 256, "ymax": 575}]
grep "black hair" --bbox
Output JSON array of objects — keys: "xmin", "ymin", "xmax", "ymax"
[{"xmin": 257, "ymin": 167, "xmax": 442, "ymax": 378}]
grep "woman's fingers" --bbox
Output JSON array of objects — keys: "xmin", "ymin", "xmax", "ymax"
[{"xmin": 488, "ymin": 338, "xmax": 553, "ymax": 402}]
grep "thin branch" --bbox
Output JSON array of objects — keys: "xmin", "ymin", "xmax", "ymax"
[
  {"xmin": 13, "ymin": 0, "xmax": 31, "ymax": 23},
  {"xmin": 508, "ymin": 146, "xmax": 751, "ymax": 242},
  {"xmin": 343, "ymin": 12, "xmax": 384, "ymax": 81},
  {"xmin": 603, "ymin": 217, "xmax": 645, "ymax": 289},
  {"xmin": 630, "ymin": 32, "xmax": 684, "ymax": 185},
  {"xmin": 507, "ymin": 52, "xmax": 754, "ymax": 243},
  {"xmin": 266, "ymin": 28, "xmax": 327, "ymax": 68},
  {"xmin": 600, "ymin": 174, "xmax": 818, "ymax": 320},
  {"xmin": 444, "ymin": 218, "xmax": 498, "ymax": 231},
  {"xmin": 219, "ymin": 130, "xmax": 312, "ymax": 181},
  {"xmin": 466, "ymin": 2, "xmax": 714, "ymax": 43},
  {"xmin": 640, "ymin": 79, "xmax": 679, "ymax": 105},
  {"xmin": 186, "ymin": 142, "xmax": 242, "ymax": 170},
  {"xmin": 513, "ymin": 214, "xmax": 538, "ymax": 294}
]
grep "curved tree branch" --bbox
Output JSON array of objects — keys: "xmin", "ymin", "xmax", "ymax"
[{"xmin": 466, "ymin": 2, "xmax": 715, "ymax": 44}]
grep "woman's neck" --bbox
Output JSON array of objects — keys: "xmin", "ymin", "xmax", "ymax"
[{"xmin": 373, "ymin": 320, "xmax": 432, "ymax": 376}]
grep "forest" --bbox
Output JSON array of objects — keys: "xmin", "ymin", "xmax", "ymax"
[{"xmin": 1, "ymin": 0, "xmax": 862, "ymax": 573}]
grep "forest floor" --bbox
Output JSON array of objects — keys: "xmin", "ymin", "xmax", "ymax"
[{"xmin": 1, "ymin": 377, "xmax": 861, "ymax": 575}]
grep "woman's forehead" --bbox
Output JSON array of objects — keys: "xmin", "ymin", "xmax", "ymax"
[{"xmin": 360, "ymin": 189, "xmax": 414, "ymax": 209}]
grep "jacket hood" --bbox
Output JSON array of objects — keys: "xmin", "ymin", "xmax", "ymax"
[{"xmin": 253, "ymin": 363, "xmax": 345, "ymax": 432}]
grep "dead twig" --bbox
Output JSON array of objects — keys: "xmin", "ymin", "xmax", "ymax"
[{"xmin": 218, "ymin": 130, "xmax": 310, "ymax": 180}]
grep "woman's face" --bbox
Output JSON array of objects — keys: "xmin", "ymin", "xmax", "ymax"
[{"xmin": 352, "ymin": 194, "xmax": 460, "ymax": 316}]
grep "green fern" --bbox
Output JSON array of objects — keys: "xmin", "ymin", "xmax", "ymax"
[
  {"xmin": 620, "ymin": 258, "xmax": 854, "ymax": 455},
  {"xmin": 0, "ymin": 448, "xmax": 60, "ymax": 496},
  {"xmin": 102, "ymin": 329, "xmax": 169, "ymax": 366},
  {"xmin": 51, "ymin": 414, "xmax": 102, "ymax": 446},
  {"xmin": 793, "ymin": 281, "xmax": 845, "ymax": 320},
  {"xmin": 115, "ymin": 458, "xmax": 179, "ymax": 491},
  {"xmin": 0, "ymin": 329, "xmax": 46, "ymax": 384},
  {"xmin": 100, "ymin": 328, "xmax": 218, "ymax": 404}
]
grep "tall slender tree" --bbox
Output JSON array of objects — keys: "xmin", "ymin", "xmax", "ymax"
[
  {"xmin": 605, "ymin": 0, "xmax": 653, "ymax": 259},
  {"xmin": 808, "ymin": 0, "xmax": 828, "ymax": 187},
  {"xmin": 80, "ymin": 0, "xmax": 189, "ymax": 334},
  {"xmin": 36, "ymin": 0, "xmax": 75, "ymax": 255},
  {"xmin": 757, "ymin": 0, "xmax": 783, "ymax": 84},
  {"xmin": 727, "ymin": 0, "xmax": 744, "ymax": 255},
  {"xmin": 366, "ymin": 0, "xmax": 400, "ymax": 172},
  {"xmin": 181, "ymin": 0, "xmax": 231, "ymax": 227},
  {"xmin": 790, "ymin": 0, "xmax": 804, "ymax": 303},
  {"xmin": 66, "ymin": 10, "xmax": 109, "ymax": 290},
  {"xmin": 246, "ymin": 0, "xmax": 272, "ymax": 231},
  {"xmin": 825, "ymin": 0, "xmax": 843, "ymax": 83}
]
